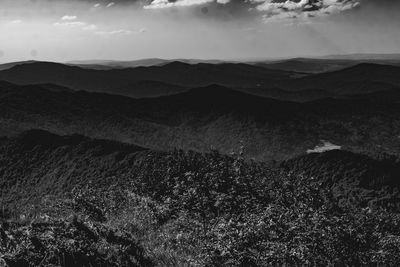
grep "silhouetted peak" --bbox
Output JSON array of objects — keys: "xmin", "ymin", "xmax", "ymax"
[
  {"xmin": 161, "ymin": 61, "xmax": 191, "ymax": 69},
  {"xmin": 345, "ymin": 62, "xmax": 400, "ymax": 72},
  {"xmin": 7, "ymin": 61, "xmax": 82, "ymax": 72}
]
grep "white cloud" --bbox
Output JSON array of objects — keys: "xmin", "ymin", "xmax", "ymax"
[
  {"xmin": 94, "ymin": 28, "xmax": 147, "ymax": 36},
  {"xmin": 61, "ymin": 15, "xmax": 77, "ymax": 21},
  {"xmin": 250, "ymin": 0, "xmax": 360, "ymax": 22},
  {"xmin": 95, "ymin": 29, "xmax": 133, "ymax": 36},
  {"xmin": 54, "ymin": 21, "xmax": 87, "ymax": 27},
  {"xmin": 106, "ymin": 2, "xmax": 115, "ymax": 8},
  {"xmin": 144, "ymin": 0, "xmax": 230, "ymax": 9}
]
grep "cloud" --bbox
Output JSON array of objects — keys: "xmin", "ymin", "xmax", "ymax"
[
  {"xmin": 61, "ymin": 15, "xmax": 78, "ymax": 21},
  {"xmin": 54, "ymin": 20, "xmax": 98, "ymax": 31},
  {"xmin": 106, "ymin": 2, "xmax": 115, "ymax": 8},
  {"xmin": 144, "ymin": 0, "xmax": 231, "ymax": 9},
  {"xmin": 95, "ymin": 29, "xmax": 133, "ymax": 35},
  {"xmin": 141, "ymin": 0, "xmax": 361, "ymax": 23},
  {"xmin": 95, "ymin": 28, "xmax": 146, "ymax": 36},
  {"xmin": 54, "ymin": 21, "xmax": 87, "ymax": 27},
  {"xmin": 251, "ymin": 0, "xmax": 360, "ymax": 22}
]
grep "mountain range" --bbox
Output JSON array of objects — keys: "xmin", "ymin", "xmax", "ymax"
[
  {"xmin": 2, "ymin": 56, "xmax": 400, "ymax": 266},
  {"xmin": 0, "ymin": 61, "xmax": 299, "ymax": 99},
  {"xmin": 1, "ymin": 58, "xmax": 400, "ymax": 166},
  {"xmin": 0, "ymin": 60, "xmax": 400, "ymax": 102},
  {"xmin": 1, "ymin": 78, "xmax": 400, "ymax": 161}
]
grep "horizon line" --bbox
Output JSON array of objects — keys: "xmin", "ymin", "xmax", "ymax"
[{"xmin": 2, "ymin": 52, "xmax": 400, "ymax": 65}]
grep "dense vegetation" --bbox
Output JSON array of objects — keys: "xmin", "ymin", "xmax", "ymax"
[{"xmin": 1, "ymin": 131, "xmax": 400, "ymax": 266}]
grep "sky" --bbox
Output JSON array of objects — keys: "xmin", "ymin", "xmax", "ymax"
[{"xmin": 0, "ymin": 0, "xmax": 399, "ymax": 62}]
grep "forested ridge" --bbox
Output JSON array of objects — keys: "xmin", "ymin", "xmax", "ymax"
[{"xmin": 1, "ymin": 130, "xmax": 400, "ymax": 266}]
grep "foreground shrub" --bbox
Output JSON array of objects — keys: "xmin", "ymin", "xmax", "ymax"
[
  {"xmin": 2, "ymin": 149, "xmax": 400, "ymax": 266},
  {"xmin": 0, "ymin": 215, "xmax": 153, "ymax": 267}
]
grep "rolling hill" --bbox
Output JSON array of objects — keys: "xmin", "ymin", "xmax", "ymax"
[
  {"xmin": 0, "ymin": 129, "xmax": 148, "ymax": 205},
  {"xmin": 1, "ymin": 129, "xmax": 399, "ymax": 209},
  {"xmin": 1, "ymin": 61, "xmax": 400, "ymax": 102},
  {"xmin": 0, "ymin": 60, "xmax": 37, "ymax": 71},
  {"xmin": 279, "ymin": 63, "xmax": 400, "ymax": 95},
  {"xmin": 1, "ymin": 82, "xmax": 400, "ymax": 161},
  {"xmin": 2, "ymin": 129, "xmax": 400, "ymax": 266},
  {"xmin": 68, "ymin": 58, "xmax": 229, "ymax": 69},
  {"xmin": 256, "ymin": 58, "xmax": 355, "ymax": 73},
  {"xmin": 0, "ymin": 61, "xmax": 297, "ymax": 98},
  {"xmin": 258, "ymin": 57, "xmax": 400, "ymax": 74}
]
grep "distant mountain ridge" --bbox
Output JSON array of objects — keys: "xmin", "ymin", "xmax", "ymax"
[
  {"xmin": 0, "ymin": 60, "xmax": 38, "ymax": 71},
  {"xmin": 278, "ymin": 63, "xmax": 400, "ymax": 95},
  {"xmin": 1, "ymin": 61, "xmax": 400, "ymax": 101},
  {"xmin": 68, "ymin": 58, "xmax": 227, "ymax": 69},
  {"xmin": 0, "ymin": 61, "xmax": 297, "ymax": 98}
]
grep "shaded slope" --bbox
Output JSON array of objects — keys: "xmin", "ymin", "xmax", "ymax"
[
  {"xmin": 257, "ymin": 58, "xmax": 355, "ymax": 74},
  {"xmin": 1, "ymin": 130, "xmax": 400, "ymax": 210},
  {"xmin": 282, "ymin": 150, "xmax": 400, "ymax": 208},
  {"xmin": 2, "ymin": 131, "xmax": 400, "ymax": 267},
  {"xmin": 0, "ymin": 129, "xmax": 147, "ymax": 205},
  {"xmin": 1, "ymin": 83, "xmax": 400, "ymax": 160},
  {"xmin": 0, "ymin": 60, "xmax": 37, "ymax": 71},
  {"xmin": 279, "ymin": 63, "xmax": 400, "ymax": 95},
  {"xmin": 238, "ymin": 86, "xmax": 334, "ymax": 102},
  {"xmin": 111, "ymin": 80, "xmax": 187, "ymax": 98}
]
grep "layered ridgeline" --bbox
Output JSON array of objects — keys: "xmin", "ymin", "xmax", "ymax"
[
  {"xmin": 1, "ymin": 79, "xmax": 400, "ymax": 160},
  {"xmin": 2, "ymin": 59, "xmax": 400, "ymax": 266},
  {"xmin": 255, "ymin": 57, "xmax": 400, "ymax": 74},
  {"xmin": 0, "ymin": 61, "xmax": 298, "ymax": 98},
  {"xmin": 1, "ymin": 130, "xmax": 400, "ymax": 266},
  {"xmin": 278, "ymin": 63, "xmax": 400, "ymax": 95},
  {"xmin": 1, "ymin": 61, "xmax": 400, "ymax": 101}
]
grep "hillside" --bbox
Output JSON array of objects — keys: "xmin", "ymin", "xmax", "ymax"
[
  {"xmin": 256, "ymin": 58, "xmax": 355, "ymax": 73},
  {"xmin": 238, "ymin": 86, "xmax": 334, "ymax": 102},
  {"xmin": 279, "ymin": 63, "xmax": 400, "ymax": 95},
  {"xmin": 282, "ymin": 150, "xmax": 400, "ymax": 208},
  {"xmin": 0, "ymin": 130, "xmax": 148, "ymax": 205},
  {"xmin": 259, "ymin": 57, "xmax": 400, "ymax": 74},
  {"xmin": 1, "ymin": 83, "xmax": 400, "ymax": 161},
  {"xmin": 1, "ymin": 130, "xmax": 399, "ymax": 208},
  {"xmin": 111, "ymin": 80, "xmax": 187, "ymax": 98},
  {"xmin": 1, "ymin": 130, "xmax": 400, "ymax": 266},
  {"xmin": 0, "ymin": 60, "xmax": 37, "ymax": 71}
]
